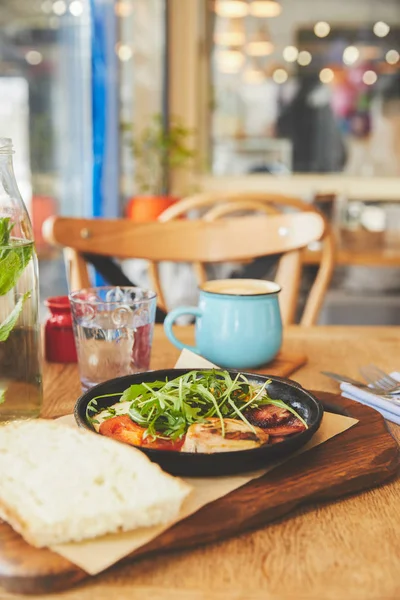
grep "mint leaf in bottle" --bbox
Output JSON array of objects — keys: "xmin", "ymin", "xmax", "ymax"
[{"xmin": 0, "ymin": 291, "xmax": 31, "ymax": 342}]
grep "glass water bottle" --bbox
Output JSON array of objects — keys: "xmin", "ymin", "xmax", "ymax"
[{"xmin": 0, "ymin": 138, "xmax": 42, "ymax": 420}]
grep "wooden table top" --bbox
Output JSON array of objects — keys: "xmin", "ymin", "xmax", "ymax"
[
  {"xmin": 11, "ymin": 325, "xmax": 400, "ymax": 600},
  {"xmin": 303, "ymin": 229, "xmax": 400, "ymax": 267},
  {"xmin": 303, "ymin": 245, "xmax": 400, "ymax": 267}
]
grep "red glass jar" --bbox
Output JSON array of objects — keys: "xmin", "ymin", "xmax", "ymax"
[{"xmin": 44, "ymin": 296, "xmax": 78, "ymax": 363}]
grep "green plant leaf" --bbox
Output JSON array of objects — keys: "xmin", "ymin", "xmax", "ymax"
[
  {"xmin": 124, "ymin": 113, "xmax": 197, "ymax": 195},
  {"xmin": 0, "ymin": 388, "xmax": 5, "ymax": 405},
  {"xmin": 0, "ymin": 291, "xmax": 31, "ymax": 342},
  {"xmin": 0, "ymin": 251, "xmax": 23, "ymax": 295},
  {"xmin": 0, "ymin": 218, "xmax": 33, "ymax": 296}
]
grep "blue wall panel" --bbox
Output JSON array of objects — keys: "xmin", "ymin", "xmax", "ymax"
[{"xmin": 90, "ymin": 0, "xmax": 119, "ymax": 219}]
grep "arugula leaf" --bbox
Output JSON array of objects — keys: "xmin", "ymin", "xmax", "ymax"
[
  {"xmin": 120, "ymin": 380, "xmax": 165, "ymax": 403},
  {"xmin": 183, "ymin": 403, "xmax": 203, "ymax": 421},
  {"xmin": 128, "ymin": 404, "xmax": 154, "ymax": 426},
  {"xmin": 0, "ymin": 291, "xmax": 30, "ymax": 342},
  {"xmin": 85, "ymin": 393, "xmax": 122, "ymax": 425}
]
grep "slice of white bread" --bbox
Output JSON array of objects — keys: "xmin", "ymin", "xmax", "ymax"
[{"xmin": 0, "ymin": 419, "xmax": 191, "ymax": 548}]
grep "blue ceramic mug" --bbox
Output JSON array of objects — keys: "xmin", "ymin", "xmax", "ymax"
[{"xmin": 164, "ymin": 279, "xmax": 282, "ymax": 369}]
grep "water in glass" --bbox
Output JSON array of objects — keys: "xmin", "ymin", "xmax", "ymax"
[{"xmin": 70, "ymin": 287, "xmax": 156, "ymax": 390}]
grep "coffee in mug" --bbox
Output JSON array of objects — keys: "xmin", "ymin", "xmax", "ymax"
[{"xmin": 164, "ymin": 279, "xmax": 282, "ymax": 369}]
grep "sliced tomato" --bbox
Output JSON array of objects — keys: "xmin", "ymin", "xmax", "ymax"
[
  {"xmin": 98, "ymin": 415, "xmax": 184, "ymax": 451},
  {"xmin": 141, "ymin": 435, "xmax": 185, "ymax": 452},
  {"xmin": 99, "ymin": 415, "xmax": 145, "ymax": 447}
]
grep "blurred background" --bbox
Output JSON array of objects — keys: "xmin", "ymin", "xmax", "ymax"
[{"xmin": 1, "ymin": 0, "xmax": 400, "ymax": 323}]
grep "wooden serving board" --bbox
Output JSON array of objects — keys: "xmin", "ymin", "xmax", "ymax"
[
  {"xmin": 0, "ymin": 391, "xmax": 398, "ymax": 595},
  {"xmin": 253, "ymin": 350, "xmax": 307, "ymax": 378}
]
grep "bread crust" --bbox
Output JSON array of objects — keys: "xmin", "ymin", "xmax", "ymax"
[{"xmin": 0, "ymin": 500, "xmax": 38, "ymax": 546}]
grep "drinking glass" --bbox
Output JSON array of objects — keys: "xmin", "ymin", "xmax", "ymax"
[{"xmin": 69, "ymin": 287, "xmax": 157, "ymax": 391}]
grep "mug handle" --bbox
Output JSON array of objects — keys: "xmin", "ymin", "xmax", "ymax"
[{"xmin": 164, "ymin": 306, "xmax": 203, "ymax": 353}]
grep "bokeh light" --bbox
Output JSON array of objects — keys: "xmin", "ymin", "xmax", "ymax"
[
  {"xmin": 52, "ymin": 0, "xmax": 67, "ymax": 16},
  {"xmin": 297, "ymin": 51, "xmax": 312, "ymax": 66},
  {"xmin": 25, "ymin": 50, "xmax": 43, "ymax": 65},
  {"xmin": 283, "ymin": 46, "xmax": 299, "ymax": 62},
  {"xmin": 343, "ymin": 46, "xmax": 360, "ymax": 66},
  {"xmin": 373, "ymin": 21, "xmax": 390, "ymax": 38},
  {"xmin": 314, "ymin": 22, "xmax": 331, "ymax": 38},
  {"xmin": 273, "ymin": 68, "xmax": 288, "ymax": 84},
  {"xmin": 386, "ymin": 49, "xmax": 400, "ymax": 65},
  {"xmin": 362, "ymin": 70, "xmax": 378, "ymax": 85},
  {"xmin": 116, "ymin": 44, "xmax": 133, "ymax": 62},
  {"xmin": 319, "ymin": 68, "xmax": 334, "ymax": 84}
]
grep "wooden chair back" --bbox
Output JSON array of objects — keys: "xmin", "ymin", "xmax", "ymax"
[
  {"xmin": 154, "ymin": 191, "xmax": 335, "ymax": 325},
  {"xmin": 43, "ymin": 212, "xmax": 326, "ymax": 325}
]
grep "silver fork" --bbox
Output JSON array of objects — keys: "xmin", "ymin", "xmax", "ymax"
[{"xmin": 359, "ymin": 365, "xmax": 400, "ymax": 396}]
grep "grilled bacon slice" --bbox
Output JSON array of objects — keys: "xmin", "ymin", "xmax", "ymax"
[
  {"xmin": 245, "ymin": 405, "xmax": 291, "ymax": 428},
  {"xmin": 245, "ymin": 405, "xmax": 306, "ymax": 436},
  {"xmin": 257, "ymin": 416, "xmax": 306, "ymax": 436}
]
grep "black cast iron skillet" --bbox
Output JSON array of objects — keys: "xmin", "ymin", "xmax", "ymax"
[{"xmin": 74, "ymin": 369, "xmax": 324, "ymax": 477}]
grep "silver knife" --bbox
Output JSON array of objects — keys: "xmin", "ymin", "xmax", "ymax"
[{"xmin": 321, "ymin": 371, "xmax": 371, "ymax": 388}]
